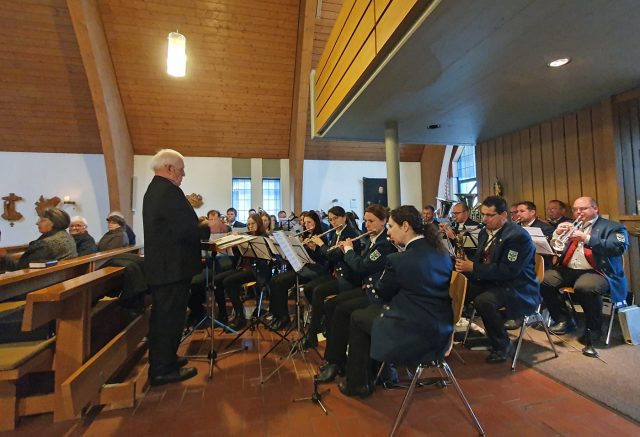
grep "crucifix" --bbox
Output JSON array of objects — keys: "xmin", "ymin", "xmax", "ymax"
[{"xmin": 2, "ymin": 193, "xmax": 24, "ymax": 227}]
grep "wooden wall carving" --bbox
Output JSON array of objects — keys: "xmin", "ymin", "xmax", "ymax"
[
  {"xmin": 186, "ymin": 193, "xmax": 203, "ymax": 209},
  {"xmin": 2, "ymin": 193, "xmax": 24, "ymax": 226},
  {"xmin": 35, "ymin": 196, "xmax": 62, "ymax": 214}
]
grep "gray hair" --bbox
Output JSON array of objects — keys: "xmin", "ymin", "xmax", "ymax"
[
  {"xmin": 70, "ymin": 216, "xmax": 88, "ymax": 226},
  {"xmin": 108, "ymin": 211, "xmax": 124, "ymax": 219},
  {"xmin": 150, "ymin": 149, "xmax": 184, "ymax": 171}
]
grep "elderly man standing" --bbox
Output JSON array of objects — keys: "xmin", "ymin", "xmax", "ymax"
[
  {"xmin": 69, "ymin": 216, "xmax": 97, "ymax": 256},
  {"xmin": 144, "ymin": 149, "xmax": 213, "ymax": 386}
]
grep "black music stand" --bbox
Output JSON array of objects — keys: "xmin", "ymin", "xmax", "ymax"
[{"xmin": 182, "ymin": 241, "xmax": 247, "ymax": 381}]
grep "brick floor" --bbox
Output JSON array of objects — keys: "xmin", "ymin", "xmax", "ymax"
[{"xmin": 3, "ymin": 324, "xmax": 640, "ymax": 437}]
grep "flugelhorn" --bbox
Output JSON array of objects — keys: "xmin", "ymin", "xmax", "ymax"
[
  {"xmin": 327, "ymin": 229, "xmax": 376, "ymax": 252},
  {"xmin": 552, "ymin": 217, "xmax": 584, "ymax": 254}
]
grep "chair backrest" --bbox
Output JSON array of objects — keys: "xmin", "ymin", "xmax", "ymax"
[
  {"xmin": 446, "ymin": 271, "xmax": 468, "ymax": 355},
  {"xmin": 534, "ymin": 254, "xmax": 544, "ymax": 283}
]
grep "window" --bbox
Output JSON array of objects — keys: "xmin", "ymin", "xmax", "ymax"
[
  {"xmin": 232, "ymin": 178, "xmax": 252, "ymax": 223},
  {"xmin": 262, "ymin": 179, "xmax": 281, "ymax": 216},
  {"xmin": 457, "ymin": 146, "xmax": 478, "ymax": 204}
]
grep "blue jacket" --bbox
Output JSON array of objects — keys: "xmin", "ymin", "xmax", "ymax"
[
  {"xmin": 468, "ymin": 220, "xmax": 540, "ymax": 319},
  {"xmin": 320, "ymin": 226, "xmax": 362, "ymax": 292},
  {"xmin": 557, "ymin": 216, "xmax": 628, "ymax": 303},
  {"xmin": 342, "ymin": 228, "xmax": 397, "ymax": 304},
  {"xmin": 370, "ymin": 237, "xmax": 453, "ymax": 364}
]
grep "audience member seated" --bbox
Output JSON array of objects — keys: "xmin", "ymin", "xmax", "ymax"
[
  {"xmin": 69, "ymin": 216, "xmax": 97, "ymax": 257},
  {"xmin": 108, "ymin": 210, "xmax": 136, "ymax": 245},
  {"xmin": 97, "ymin": 214, "xmax": 129, "ymax": 252},
  {"xmin": 0, "ymin": 208, "xmax": 77, "ymax": 271}
]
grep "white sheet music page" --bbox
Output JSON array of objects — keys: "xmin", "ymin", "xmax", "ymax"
[
  {"xmin": 523, "ymin": 227, "xmax": 554, "ymax": 255},
  {"xmin": 273, "ymin": 232, "xmax": 304, "ymax": 271}
]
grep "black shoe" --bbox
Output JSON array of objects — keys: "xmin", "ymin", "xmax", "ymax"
[
  {"xmin": 176, "ymin": 357, "xmax": 188, "ymax": 368},
  {"xmin": 338, "ymin": 382, "xmax": 373, "ymax": 399},
  {"xmin": 577, "ymin": 329, "xmax": 603, "ymax": 345},
  {"xmin": 228, "ymin": 316, "xmax": 247, "ymax": 331},
  {"xmin": 486, "ymin": 341, "xmax": 515, "ymax": 364},
  {"xmin": 548, "ymin": 319, "xmax": 577, "ymax": 335},
  {"xmin": 300, "ymin": 334, "xmax": 318, "ymax": 350},
  {"xmin": 150, "ymin": 367, "xmax": 198, "ymax": 387},
  {"xmin": 504, "ymin": 318, "xmax": 524, "ymax": 330},
  {"xmin": 318, "ymin": 361, "xmax": 329, "ymax": 372},
  {"xmin": 314, "ymin": 363, "xmax": 345, "ymax": 384},
  {"xmin": 269, "ymin": 316, "xmax": 290, "ymax": 331}
]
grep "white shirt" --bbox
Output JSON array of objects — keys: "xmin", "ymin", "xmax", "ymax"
[
  {"xmin": 343, "ymin": 229, "xmax": 380, "ymax": 253},
  {"xmin": 555, "ymin": 216, "xmax": 597, "ymax": 270}
]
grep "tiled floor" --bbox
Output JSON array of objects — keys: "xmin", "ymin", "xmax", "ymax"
[{"xmin": 4, "ymin": 323, "xmax": 640, "ymax": 437}]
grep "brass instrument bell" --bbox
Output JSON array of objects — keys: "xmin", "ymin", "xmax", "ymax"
[{"xmin": 436, "ymin": 197, "xmax": 457, "ymax": 219}]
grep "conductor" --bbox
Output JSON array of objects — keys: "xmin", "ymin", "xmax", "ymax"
[{"xmin": 144, "ymin": 149, "xmax": 214, "ymax": 386}]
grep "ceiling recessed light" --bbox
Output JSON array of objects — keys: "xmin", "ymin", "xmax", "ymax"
[
  {"xmin": 548, "ymin": 58, "xmax": 571, "ymax": 68},
  {"xmin": 427, "ymin": 124, "xmax": 441, "ymax": 129}
]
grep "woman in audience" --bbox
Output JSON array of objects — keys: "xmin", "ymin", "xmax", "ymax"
[
  {"xmin": 97, "ymin": 213, "xmax": 129, "ymax": 252},
  {"xmin": 69, "ymin": 216, "xmax": 97, "ymax": 256},
  {"xmin": 108, "ymin": 211, "xmax": 136, "ymax": 245},
  {"xmin": 0, "ymin": 208, "xmax": 77, "ymax": 271}
]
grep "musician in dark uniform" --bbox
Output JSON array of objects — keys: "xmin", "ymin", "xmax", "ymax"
[
  {"xmin": 300, "ymin": 207, "xmax": 362, "ymax": 349},
  {"xmin": 455, "ymin": 196, "xmax": 539, "ymax": 364},
  {"xmin": 336, "ymin": 206, "xmax": 453, "ymax": 398},
  {"xmin": 226, "ymin": 208, "xmax": 245, "ymax": 228},
  {"xmin": 314, "ymin": 205, "xmax": 396, "ymax": 383},
  {"xmin": 143, "ymin": 149, "xmax": 213, "ymax": 386},
  {"xmin": 546, "ymin": 200, "xmax": 573, "ymax": 229},
  {"xmin": 517, "ymin": 201, "xmax": 555, "ymax": 270},
  {"xmin": 540, "ymin": 197, "xmax": 628, "ymax": 342},
  {"xmin": 440, "ymin": 202, "xmax": 480, "ymax": 259},
  {"xmin": 422, "ymin": 204, "xmax": 439, "ymax": 228}
]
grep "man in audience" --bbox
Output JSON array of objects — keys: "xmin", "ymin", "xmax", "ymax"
[
  {"xmin": 69, "ymin": 216, "xmax": 97, "ymax": 256},
  {"xmin": 422, "ymin": 204, "xmax": 439, "ymax": 227},
  {"xmin": 546, "ymin": 200, "xmax": 572, "ymax": 229},
  {"xmin": 540, "ymin": 197, "xmax": 628, "ymax": 343},
  {"xmin": 144, "ymin": 149, "xmax": 214, "ymax": 386},
  {"xmin": 226, "ymin": 208, "xmax": 245, "ymax": 228},
  {"xmin": 108, "ymin": 211, "xmax": 136, "ymax": 245}
]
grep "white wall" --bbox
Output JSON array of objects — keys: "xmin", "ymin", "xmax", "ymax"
[
  {"xmin": 0, "ymin": 152, "xmax": 110, "ymax": 246},
  {"xmin": 302, "ymin": 160, "xmax": 422, "ymax": 219}
]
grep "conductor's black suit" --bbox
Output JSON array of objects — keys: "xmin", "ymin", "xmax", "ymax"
[{"xmin": 143, "ymin": 175, "xmax": 210, "ymax": 378}]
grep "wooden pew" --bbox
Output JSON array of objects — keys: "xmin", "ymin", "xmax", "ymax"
[{"xmin": 20, "ymin": 267, "xmax": 150, "ymax": 423}]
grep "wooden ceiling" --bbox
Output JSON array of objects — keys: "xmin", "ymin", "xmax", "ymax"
[{"xmin": 0, "ymin": 0, "xmax": 424, "ymax": 161}]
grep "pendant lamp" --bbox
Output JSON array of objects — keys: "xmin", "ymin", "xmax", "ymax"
[{"xmin": 167, "ymin": 32, "xmax": 186, "ymax": 77}]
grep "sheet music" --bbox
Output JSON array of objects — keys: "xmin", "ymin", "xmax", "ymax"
[
  {"xmin": 266, "ymin": 236, "xmax": 287, "ymax": 259},
  {"xmin": 239, "ymin": 237, "xmax": 272, "ymax": 260},
  {"xmin": 523, "ymin": 227, "xmax": 554, "ymax": 255},
  {"xmin": 462, "ymin": 227, "xmax": 481, "ymax": 248},
  {"xmin": 209, "ymin": 233, "xmax": 232, "ymax": 255},
  {"xmin": 273, "ymin": 232, "xmax": 305, "ymax": 271},
  {"xmin": 210, "ymin": 233, "xmax": 256, "ymax": 250}
]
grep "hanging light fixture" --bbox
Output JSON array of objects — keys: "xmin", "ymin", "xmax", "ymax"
[{"xmin": 167, "ymin": 32, "xmax": 186, "ymax": 77}]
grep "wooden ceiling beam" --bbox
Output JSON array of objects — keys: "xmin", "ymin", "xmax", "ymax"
[{"xmin": 66, "ymin": 0, "xmax": 134, "ymax": 224}]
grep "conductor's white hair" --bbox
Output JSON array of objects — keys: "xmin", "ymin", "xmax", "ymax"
[
  {"xmin": 150, "ymin": 149, "xmax": 184, "ymax": 171},
  {"xmin": 70, "ymin": 216, "xmax": 88, "ymax": 226}
]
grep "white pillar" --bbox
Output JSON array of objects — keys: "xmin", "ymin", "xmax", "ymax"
[{"xmin": 251, "ymin": 158, "xmax": 262, "ymax": 210}]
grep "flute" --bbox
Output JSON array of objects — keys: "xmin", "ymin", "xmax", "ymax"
[
  {"xmin": 387, "ymin": 237, "xmax": 405, "ymax": 252},
  {"xmin": 327, "ymin": 229, "xmax": 376, "ymax": 252},
  {"xmin": 302, "ymin": 224, "xmax": 343, "ymax": 243},
  {"xmin": 290, "ymin": 228, "xmax": 309, "ymax": 238}
]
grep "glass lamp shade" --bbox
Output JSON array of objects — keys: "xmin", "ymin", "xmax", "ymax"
[{"xmin": 167, "ymin": 32, "xmax": 186, "ymax": 77}]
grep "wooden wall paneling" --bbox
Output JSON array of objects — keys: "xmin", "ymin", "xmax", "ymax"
[
  {"xmin": 590, "ymin": 104, "xmax": 610, "ymax": 214},
  {"xmin": 420, "ymin": 145, "xmax": 445, "ymax": 207},
  {"xmin": 289, "ymin": 0, "xmax": 316, "ymax": 213},
  {"xmin": 494, "ymin": 137, "xmax": 505, "ymax": 195},
  {"xmin": 540, "ymin": 121, "xmax": 555, "ymax": 211},
  {"xmin": 519, "ymin": 130, "xmax": 533, "ymax": 203},
  {"xmin": 563, "ymin": 113, "xmax": 583, "ymax": 206},
  {"xmin": 551, "ymin": 117, "xmax": 569, "ymax": 208},
  {"xmin": 628, "ymin": 100, "xmax": 640, "ymax": 214},
  {"xmin": 374, "ymin": 0, "xmax": 392, "ymax": 21},
  {"xmin": 500, "ymin": 135, "xmax": 512, "ymax": 201},
  {"xmin": 487, "ymin": 139, "xmax": 496, "ymax": 194},
  {"xmin": 617, "ymin": 101, "xmax": 636, "ymax": 215},
  {"xmin": 374, "ymin": 0, "xmax": 418, "ymax": 49},
  {"xmin": 529, "ymin": 125, "xmax": 544, "ymax": 208},
  {"xmin": 479, "ymin": 142, "xmax": 490, "ymax": 200},
  {"xmin": 577, "ymin": 107, "xmax": 597, "ymax": 202},
  {"xmin": 510, "ymin": 132, "xmax": 522, "ymax": 204},
  {"xmin": 66, "ymin": 0, "xmax": 134, "ymax": 224},
  {"xmin": 315, "ymin": 0, "xmax": 356, "ymax": 78}
]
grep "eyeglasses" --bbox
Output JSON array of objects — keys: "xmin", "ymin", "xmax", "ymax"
[
  {"xmin": 451, "ymin": 212, "xmax": 465, "ymax": 216},
  {"xmin": 572, "ymin": 207, "xmax": 593, "ymax": 213},
  {"xmin": 69, "ymin": 225, "xmax": 85, "ymax": 229},
  {"xmin": 482, "ymin": 213, "xmax": 500, "ymax": 219},
  {"xmin": 328, "ymin": 217, "xmax": 341, "ymax": 222}
]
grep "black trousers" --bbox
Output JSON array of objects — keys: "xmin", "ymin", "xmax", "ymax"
[
  {"xmin": 149, "ymin": 278, "xmax": 191, "ymax": 377},
  {"xmin": 465, "ymin": 282, "xmax": 510, "ymax": 351},
  {"xmin": 540, "ymin": 267, "xmax": 609, "ymax": 331},
  {"xmin": 346, "ymin": 305, "xmax": 382, "ymax": 386},
  {"xmin": 224, "ymin": 269, "xmax": 258, "ymax": 318},
  {"xmin": 303, "ymin": 276, "xmax": 338, "ymax": 337},
  {"xmin": 269, "ymin": 271, "xmax": 310, "ymax": 317},
  {"xmin": 324, "ymin": 288, "xmax": 369, "ymax": 364},
  {"xmin": 188, "ymin": 259, "xmax": 236, "ymax": 319}
]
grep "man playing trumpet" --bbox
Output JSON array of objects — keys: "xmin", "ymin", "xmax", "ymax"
[
  {"xmin": 540, "ymin": 197, "xmax": 628, "ymax": 342},
  {"xmin": 439, "ymin": 202, "xmax": 480, "ymax": 259}
]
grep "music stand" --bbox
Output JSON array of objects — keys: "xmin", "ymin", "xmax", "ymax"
[
  {"xmin": 260, "ymin": 233, "xmax": 329, "ymax": 414},
  {"xmin": 181, "ymin": 241, "xmax": 248, "ymax": 380}
]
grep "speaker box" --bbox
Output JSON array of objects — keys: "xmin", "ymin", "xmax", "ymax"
[{"xmin": 619, "ymin": 305, "xmax": 640, "ymax": 346}]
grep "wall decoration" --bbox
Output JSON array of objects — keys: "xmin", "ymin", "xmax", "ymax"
[
  {"xmin": 363, "ymin": 178, "xmax": 388, "ymax": 210},
  {"xmin": 2, "ymin": 193, "xmax": 24, "ymax": 227},
  {"xmin": 35, "ymin": 196, "xmax": 62, "ymax": 214},
  {"xmin": 186, "ymin": 193, "xmax": 203, "ymax": 209},
  {"xmin": 493, "ymin": 177, "xmax": 503, "ymax": 197}
]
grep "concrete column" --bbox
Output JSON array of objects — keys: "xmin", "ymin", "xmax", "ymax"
[
  {"xmin": 385, "ymin": 121, "xmax": 401, "ymax": 208},
  {"xmin": 251, "ymin": 158, "xmax": 263, "ymax": 210}
]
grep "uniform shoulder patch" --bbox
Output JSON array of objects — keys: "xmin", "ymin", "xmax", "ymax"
[
  {"xmin": 507, "ymin": 250, "xmax": 518, "ymax": 262},
  {"xmin": 617, "ymin": 233, "xmax": 626, "ymax": 243},
  {"xmin": 370, "ymin": 249, "xmax": 381, "ymax": 261}
]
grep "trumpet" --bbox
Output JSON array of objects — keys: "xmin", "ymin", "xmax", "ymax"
[
  {"xmin": 552, "ymin": 218, "xmax": 584, "ymax": 254},
  {"xmin": 387, "ymin": 237, "xmax": 405, "ymax": 252},
  {"xmin": 302, "ymin": 224, "xmax": 343, "ymax": 244},
  {"xmin": 327, "ymin": 229, "xmax": 376, "ymax": 252}
]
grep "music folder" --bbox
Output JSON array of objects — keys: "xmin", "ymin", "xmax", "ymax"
[{"xmin": 523, "ymin": 227, "xmax": 554, "ymax": 255}]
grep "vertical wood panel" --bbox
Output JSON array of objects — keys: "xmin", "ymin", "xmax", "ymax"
[
  {"xmin": 551, "ymin": 117, "xmax": 569, "ymax": 207},
  {"xmin": 564, "ymin": 113, "xmax": 583, "ymax": 205},
  {"xmin": 540, "ymin": 121, "xmax": 555, "ymax": 211},
  {"xmin": 520, "ymin": 129, "xmax": 534, "ymax": 202},
  {"xmin": 499, "ymin": 136, "xmax": 510, "ymax": 200},
  {"xmin": 618, "ymin": 102, "xmax": 635, "ymax": 214},
  {"xmin": 480, "ymin": 142, "xmax": 490, "ymax": 200},
  {"xmin": 487, "ymin": 139, "xmax": 496, "ymax": 195},
  {"xmin": 629, "ymin": 101, "xmax": 640, "ymax": 210},
  {"xmin": 577, "ymin": 107, "xmax": 597, "ymax": 201},
  {"xmin": 495, "ymin": 137, "xmax": 505, "ymax": 195},
  {"xmin": 591, "ymin": 105, "xmax": 609, "ymax": 214},
  {"xmin": 529, "ymin": 125, "xmax": 545, "ymax": 208},
  {"xmin": 510, "ymin": 132, "xmax": 523, "ymax": 204}
]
